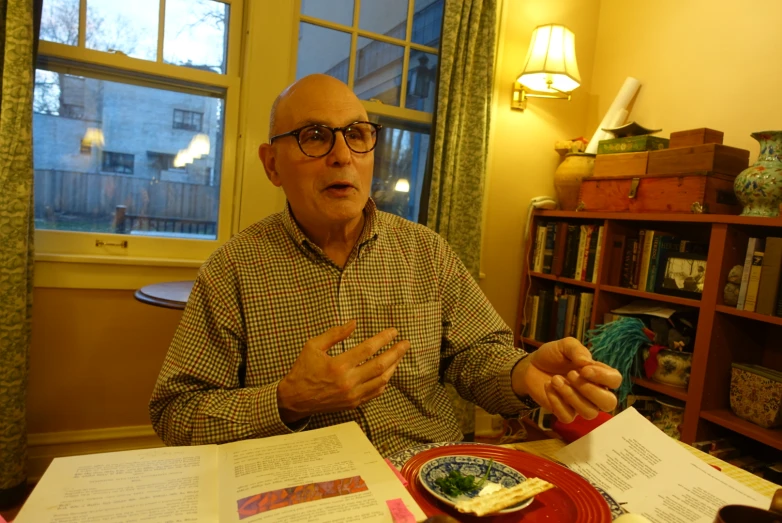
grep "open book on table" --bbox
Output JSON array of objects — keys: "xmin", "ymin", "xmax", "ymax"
[{"xmin": 15, "ymin": 422, "xmax": 425, "ymax": 523}]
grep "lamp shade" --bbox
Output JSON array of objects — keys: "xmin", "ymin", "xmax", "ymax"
[{"xmin": 517, "ymin": 24, "xmax": 580, "ymax": 93}]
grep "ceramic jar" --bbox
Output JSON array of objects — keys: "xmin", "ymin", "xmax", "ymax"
[
  {"xmin": 553, "ymin": 152, "xmax": 595, "ymax": 211},
  {"xmin": 652, "ymin": 397, "xmax": 685, "ymax": 440},
  {"xmin": 734, "ymin": 131, "xmax": 782, "ymax": 217},
  {"xmin": 642, "ymin": 348, "xmax": 692, "ymax": 389}
]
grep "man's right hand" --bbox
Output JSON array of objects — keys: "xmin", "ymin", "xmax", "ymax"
[{"xmin": 276, "ymin": 320, "xmax": 409, "ymax": 423}]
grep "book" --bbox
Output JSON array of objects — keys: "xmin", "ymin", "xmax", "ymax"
[
  {"xmin": 551, "ymin": 221, "xmax": 569, "ymax": 276},
  {"xmin": 580, "ymin": 293, "xmax": 594, "ymax": 342},
  {"xmin": 533, "ymin": 225, "xmax": 547, "ymax": 272},
  {"xmin": 563, "ymin": 224, "xmax": 580, "ymax": 279},
  {"xmin": 542, "ymin": 222, "xmax": 556, "ymax": 274},
  {"xmin": 555, "ymin": 292, "xmax": 569, "ymax": 339},
  {"xmin": 14, "ymin": 422, "xmax": 425, "ymax": 523},
  {"xmin": 529, "ymin": 295, "xmax": 540, "ymax": 340},
  {"xmin": 538, "ymin": 289, "xmax": 554, "ymax": 342},
  {"xmin": 564, "ymin": 294, "xmax": 578, "ymax": 338},
  {"xmin": 757, "ymin": 237, "xmax": 782, "ymax": 315},
  {"xmin": 776, "ymin": 275, "xmax": 782, "ymax": 317},
  {"xmin": 621, "ymin": 238, "xmax": 638, "ymax": 288},
  {"xmin": 637, "ymin": 229, "xmax": 660, "ymax": 292},
  {"xmin": 580, "ymin": 225, "xmax": 596, "ymax": 280},
  {"xmin": 590, "ymin": 225, "xmax": 605, "ymax": 284},
  {"xmin": 606, "ymin": 233, "xmax": 626, "ymax": 287},
  {"xmin": 632, "ymin": 230, "xmax": 646, "ymax": 289},
  {"xmin": 574, "ymin": 226, "xmax": 587, "ymax": 281},
  {"xmin": 522, "ymin": 294, "xmax": 534, "ymax": 338},
  {"xmin": 737, "ymin": 238, "xmax": 764, "ymax": 310},
  {"xmin": 743, "ymin": 250, "xmax": 765, "ymax": 312}
]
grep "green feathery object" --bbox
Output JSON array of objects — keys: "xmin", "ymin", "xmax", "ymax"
[{"xmin": 584, "ymin": 317, "xmax": 651, "ymax": 404}]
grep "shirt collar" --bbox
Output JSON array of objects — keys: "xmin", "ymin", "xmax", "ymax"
[{"xmin": 281, "ymin": 198, "xmax": 383, "ymax": 253}]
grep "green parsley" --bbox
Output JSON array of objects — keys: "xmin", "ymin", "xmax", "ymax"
[{"xmin": 434, "ymin": 459, "xmax": 494, "ymax": 497}]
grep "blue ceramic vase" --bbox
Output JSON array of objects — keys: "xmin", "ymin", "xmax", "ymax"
[{"xmin": 734, "ymin": 131, "xmax": 782, "ymax": 217}]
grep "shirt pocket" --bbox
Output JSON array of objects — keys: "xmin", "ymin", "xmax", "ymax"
[{"xmin": 385, "ymin": 301, "xmax": 442, "ymax": 385}]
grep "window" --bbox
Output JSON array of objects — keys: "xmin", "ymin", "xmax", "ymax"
[
  {"xmin": 297, "ymin": 0, "xmax": 443, "ymax": 222},
  {"xmin": 173, "ymin": 109, "xmax": 204, "ymax": 132},
  {"xmin": 34, "ymin": 0, "xmax": 241, "ymax": 255},
  {"xmin": 102, "ymin": 151, "xmax": 134, "ymax": 174}
]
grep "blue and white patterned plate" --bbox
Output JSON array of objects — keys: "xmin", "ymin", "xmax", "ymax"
[{"xmin": 418, "ymin": 455, "xmax": 534, "ymax": 514}]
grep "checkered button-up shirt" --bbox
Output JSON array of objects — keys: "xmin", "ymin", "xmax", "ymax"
[{"xmin": 149, "ymin": 199, "xmax": 528, "ymax": 457}]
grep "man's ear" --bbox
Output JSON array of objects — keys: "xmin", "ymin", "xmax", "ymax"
[{"xmin": 258, "ymin": 143, "xmax": 282, "ymax": 187}]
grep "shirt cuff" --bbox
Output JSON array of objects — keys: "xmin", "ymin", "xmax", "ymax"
[
  {"xmin": 253, "ymin": 381, "xmax": 311, "ymax": 437},
  {"xmin": 498, "ymin": 352, "xmax": 534, "ymax": 413}
]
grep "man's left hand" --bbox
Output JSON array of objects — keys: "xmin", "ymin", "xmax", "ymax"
[{"xmin": 511, "ymin": 337, "xmax": 622, "ymax": 423}]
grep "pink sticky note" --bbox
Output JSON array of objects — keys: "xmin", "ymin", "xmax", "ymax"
[
  {"xmin": 386, "ymin": 498, "xmax": 416, "ymax": 523},
  {"xmin": 385, "ymin": 458, "xmax": 408, "ymax": 486}
]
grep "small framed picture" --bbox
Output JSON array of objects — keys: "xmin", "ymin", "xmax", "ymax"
[{"xmin": 655, "ymin": 251, "xmax": 707, "ymax": 299}]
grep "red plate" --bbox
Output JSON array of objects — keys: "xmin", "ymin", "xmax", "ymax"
[{"xmin": 400, "ymin": 444, "xmax": 611, "ymax": 522}]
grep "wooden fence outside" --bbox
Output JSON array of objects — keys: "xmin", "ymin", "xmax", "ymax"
[{"xmin": 34, "ymin": 169, "xmax": 219, "ymax": 225}]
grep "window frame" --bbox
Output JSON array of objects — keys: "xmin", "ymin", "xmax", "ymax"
[{"xmin": 34, "ymin": 0, "xmax": 245, "ymax": 267}]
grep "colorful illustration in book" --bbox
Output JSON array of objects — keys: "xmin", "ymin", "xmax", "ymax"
[{"xmin": 236, "ymin": 475, "xmax": 369, "ymax": 519}]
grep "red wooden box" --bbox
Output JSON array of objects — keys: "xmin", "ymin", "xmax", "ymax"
[{"xmin": 578, "ymin": 172, "xmax": 741, "ymax": 214}]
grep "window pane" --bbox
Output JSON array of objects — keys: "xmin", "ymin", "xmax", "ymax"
[
  {"xmin": 412, "ymin": 0, "xmax": 444, "ymax": 47},
  {"xmin": 359, "ymin": 0, "xmax": 407, "ymax": 40},
  {"xmin": 296, "ymin": 23, "xmax": 351, "ymax": 84},
  {"xmin": 301, "ymin": 0, "xmax": 353, "ymax": 27},
  {"xmin": 371, "ymin": 116, "xmax": 430, "ymax": 222},
  {"xmin": 86, "ymin": 0, "xmax": 158, "ymax": 61},
  {"xmin": 33, "ymin": 68, "xmax": 223, "ymax": 239},
  {"xmin": 40, "ymin": 0, "xmax": 80, "ymax": 46},
  {"xmin": 354, "ymin": 37, "xmax": 403, "ymax": 105},
  {"xmin": 164, "ymin": 0, "xmax": 229, "ymax": 74},
  {"xmin": 405, "ymin": 50, "xmax": 437, "ymax": 112}
]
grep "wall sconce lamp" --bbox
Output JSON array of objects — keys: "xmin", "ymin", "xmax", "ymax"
[{"xmin": 512, "ymin": 24, "xmax": 581, "ymax": 111}]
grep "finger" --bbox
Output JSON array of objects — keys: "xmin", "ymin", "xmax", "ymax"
[
  {"xmin": 551, "ymin": 375, "xmax": 600, "ymax": 420},
  {"xmin": 545, "ymin": 381, "xmax": 576, "ymax": 424},
  {"xmin": 340, "ymin": 327, "xmax": 399, "ymax": 365},
  {"xmin": 567, "ymin": 370, "xmax": 619, "ymax": 412},
  {"xmin": 559, "ymin": 337, "xmax": 595, "ymax": 367},
  {"xmin": 352, "ymin": 345, "xmax": 407, "ymax": 401},
  {"xmin": 354, "ymin": 339, "xmax": 410, "ymax": 382},
  {"xmin": 578, "ymin": 364, "xmax": 623, "ymax": 390},
  {"xmin": 308, "ymin": 321, "xmax": 356, "ymax": 353}
]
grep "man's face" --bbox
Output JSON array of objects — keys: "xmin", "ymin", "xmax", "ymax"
[{"xmin": 259, "ymin": 77, "xmax": 374, "ymax": 234}]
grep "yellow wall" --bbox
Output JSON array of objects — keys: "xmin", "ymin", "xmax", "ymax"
[
  {"xmin": 588, "ymin": 0, "xmax": 782, "ymax": 155},
  {"xmin": 480, "ymin": 0, "xmax": 601, "ymax": 327}
]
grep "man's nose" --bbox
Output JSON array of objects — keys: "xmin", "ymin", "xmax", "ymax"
[{"xmin": 326, "ymin": 131, "xmax": 352, "ymax": 165}]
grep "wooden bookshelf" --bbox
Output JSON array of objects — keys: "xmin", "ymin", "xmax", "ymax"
[
  {"xmin": 715, "ymin": 305, "xmax": 782, "ymax": 327},
  {"xmin": 631, "ymin": 377, "xmax": 689, "ymax": 402},
  {"xmin": 516, "ymin": 210, "xmax": 782, "ymax": 455},
  {"xmin": 701, "ymin": 409, "xmax": 782, "ymax": 451}
]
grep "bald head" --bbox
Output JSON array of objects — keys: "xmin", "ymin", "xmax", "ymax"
[{"xmin": 268, "ymin": 74, "xmax": 367, "ymax": 137}]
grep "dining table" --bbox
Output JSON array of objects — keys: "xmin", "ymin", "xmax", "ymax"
[{"xmin": 386, "ymin": 437, "xmax": 779, "ymax": 522}]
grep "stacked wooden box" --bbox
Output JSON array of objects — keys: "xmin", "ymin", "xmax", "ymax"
[{"xmin": 580, "ymin": 128, "xmax": 750, "ymax": 214}]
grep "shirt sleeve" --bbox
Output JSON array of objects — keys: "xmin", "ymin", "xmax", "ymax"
[
  {"xmin": 149, "ymin": 249, "xmax": 303, "ymax": 446},
  {"xmin": 432, "ymin": 234, "xmax": 530, "ymax": 417}
]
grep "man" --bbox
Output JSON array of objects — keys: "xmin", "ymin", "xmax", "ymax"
[{"xmin": 149, "ymin": 74, "xmax": 621, "ymax": 457}]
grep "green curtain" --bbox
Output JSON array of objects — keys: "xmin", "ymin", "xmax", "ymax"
[
  {"xmin": 427, "ymin": 0, "xmax": 497, "ymax": 440},
  {"xmin": 0, "ymin": 0, "xmax": 35, "ymax": 508},
  {"xmin": 426, "ymin": 0, "xmax": 496, "ymax": 280}
]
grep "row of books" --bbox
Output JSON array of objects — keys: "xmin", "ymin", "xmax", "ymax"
[
  {"xmin": 614, "ymin": 230, "xmax": 707, "ymax": 293},
  {"xmin": 522, "ymin": 286, "xmax": 594, "ymax": 343},
  {"xmin": 530, "ymin": 222, "xmax": 605, "ymax": 283},
  {"xmin": 736, "ymin": 236, "xmax": 782, "ymax": 316}
]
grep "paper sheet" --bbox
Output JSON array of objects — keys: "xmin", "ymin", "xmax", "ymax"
[{"xmin": 556, "ymin": 408, "xmax": 770, "ymax": 523}]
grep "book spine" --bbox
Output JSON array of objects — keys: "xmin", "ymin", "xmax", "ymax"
[
  {"xmin": 646, "ymin": 235, "xmax": 662, "ymax": 292},
  {"xmin": 542, "ymin": 222, "xmax": 556, "ymax": 274},
  {"xmin": 575, "ymin": 226, "xmax": 587, "ymax": 281},
  {"xmin": 757, "ymin": 237, "xmax": 782, "ymax": 315},
  {"xmin": 743, "ymin": 251, "xmax": 765, "ymax": 313},
  {"xmin": 776, "ymin": 274, "xmax": 782, "ymax": 316},
  {"xmin": 529, "ymin": 295, "xmax": 539, "ymax": 340},
  {"xmin": 564, "ymin": 295, "xmax": 577, "ymax": 337},
  {"xmin": 575, "ymin": 294, "xmax": 586, "ymax": 342},
  {"xmin": 551, "ymin": 222, "xmax": 569, "ymax": 276},
  {"xmin": 581, "ymin": 225, "xmax": 595, "ymax": 280},
  {"xmin": 535, "ymin": 290, "xmax": 548, "ymax": 341},
  {"xmin": 607, "ymin": 234, "xmax": 626, "ymax": 287},
  {"xmin": 568, "ymin": 294, "xmax": 580, "ymax": 338},
  {"xmin": 632, "ymin": 230, "xmax": 646, "ymax": 289},
  {"xmin": 556, "ymin": 294, "xmax": 569, "ymax": 339},
  {"xmin": 581, "ymin": 293, "xmax": 594, "ymax": 341},
  {"xmin": 591, "ymin": 226, "xmax": 605, "ymax": 284},
  {"xmin": 522, "ymin": 294, "xmax": 534, "ymax": 337},
  {"xmin": 737, "ymin": 238, "xmax": 759, "ymax": 310},
  {"xmin": 533, "ymin": 225, "xmax": 547, "ymax": 272},
  {"xmin": 637, "ymin": 230, "xmax": 655, "ymax": 292},
  {"xmin": 563, "ymin": 225, "xmax": 579, "ymax": 278},
  {"xmin": 621, "ymin": 238, "xmax": 637, "ymax": 288}
]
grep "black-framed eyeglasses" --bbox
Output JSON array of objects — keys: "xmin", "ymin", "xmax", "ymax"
[{"xmin": 269, "ymin": 121, "xmax": 383, "ymax": 158}]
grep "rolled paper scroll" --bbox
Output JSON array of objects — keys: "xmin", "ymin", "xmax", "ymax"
[{"xmin": 585, "ymin": 77, "xmax": 641, "ymax": 154}]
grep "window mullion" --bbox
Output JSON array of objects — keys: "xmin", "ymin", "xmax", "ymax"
[
  {"xmin": 78, "ymin": 0, "xmax": 87, "ymax": 48},
  {"xmin": 347, "ymin": 0, "xmax": 360, "ymax": 90},
  {"xmin": 157, "ymin": 0, "xmax": 166, "ymax": 64}
]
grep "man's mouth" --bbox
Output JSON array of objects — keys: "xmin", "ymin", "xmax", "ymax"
[{"xmin": 325, "ymin": 182, "xmax": 355, "ymax": 191}]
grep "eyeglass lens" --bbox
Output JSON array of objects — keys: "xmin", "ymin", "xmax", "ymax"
[{"xmin": 299, "ymin": 123, "xmax": 377, "ymax": 157}]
